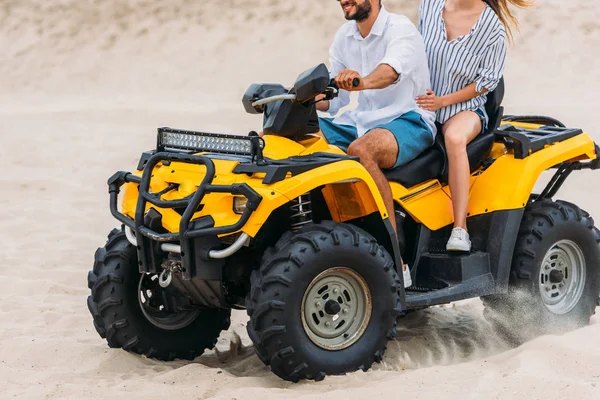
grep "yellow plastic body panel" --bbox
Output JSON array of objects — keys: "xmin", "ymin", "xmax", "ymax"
[
  {"xmin": 120, "ymin": 135, "xmax": 388, "ymax": 238},
  {"xmin": 467, "ymin": 132, "xmax": 595, "ymax": 215},
  {"xmin": 390, "ymin": 180, "xmax": 454, "ymax": 231},
  {"xmin": 120, "ymin": 126, "xmax": 596, "ymax": 235},
  {"xmin": 390, "ymin": 126, "xmax": 596, "ymax": 231}
]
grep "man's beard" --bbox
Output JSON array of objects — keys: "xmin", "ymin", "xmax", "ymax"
[{"xmin": 344, "ymin": 1, "xmax": 372, "ymax": 22}]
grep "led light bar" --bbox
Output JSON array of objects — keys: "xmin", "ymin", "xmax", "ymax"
[{"xmin": 157, "ymin": 127, "xmax": 263, "ymax": 155}]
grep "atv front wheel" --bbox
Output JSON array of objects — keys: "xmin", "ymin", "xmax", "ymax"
[
  {"xmin": 246, "ymin": 221, "xmax": 403, "ymax": 382},
  {"xmin": 483, "ymin": 199, "xmax": 600, "ymax": 343},
  {"xmin": 87, "ymin": 228, "xmax": 231, "ymax": 361}
]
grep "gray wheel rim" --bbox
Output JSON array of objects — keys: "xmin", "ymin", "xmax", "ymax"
[
  {"xmin": 301, "ymin": 267, "xmax": 372, "ymax": 350},
  {"xmin": 138, "ymin": 273, "xmax": 201, "ymax": 330},
  {"xmin": 539, "ymin": 239, "xmax": 586, "ymax": 315}
]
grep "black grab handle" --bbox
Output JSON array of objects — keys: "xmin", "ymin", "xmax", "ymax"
[{"xmin": 328, "ymin": 77, "xmax": 361, "ymax": 89}]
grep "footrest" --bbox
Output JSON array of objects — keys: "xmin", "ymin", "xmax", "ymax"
[{"xmin": 416, "ymin": 252, "xmax": 490, "ymax": 283}]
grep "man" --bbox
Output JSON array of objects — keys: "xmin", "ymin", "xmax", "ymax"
[{"xmin": 317, "ymin": 0, "xmax": 436, "ymax": 238}]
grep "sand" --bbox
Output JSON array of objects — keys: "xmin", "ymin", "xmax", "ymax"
[{"xmin": 1, "ymin": 0, "xmax": 599, "ymax": 398}]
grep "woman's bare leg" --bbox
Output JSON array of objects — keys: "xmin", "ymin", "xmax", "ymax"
[{"xmin": 442, "ymin": 111, "xmax": 482, "ymax": 230}]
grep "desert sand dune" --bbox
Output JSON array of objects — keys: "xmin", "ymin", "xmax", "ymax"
[{"xmin": 1, "ymin": 0, "xmax": 599, "ymax": 398}]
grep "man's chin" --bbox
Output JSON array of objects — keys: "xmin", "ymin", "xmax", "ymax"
[{"xmin": 344, "ymin": 11, "xmax": 356, "ymax": 20}]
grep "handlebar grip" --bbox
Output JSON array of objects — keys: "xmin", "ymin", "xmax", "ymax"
[{"xmin": 328, "ymin": 78, "xmax": 361, "ymax": 89}]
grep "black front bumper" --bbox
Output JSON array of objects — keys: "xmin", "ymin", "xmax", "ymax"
[{"xmin": 108, "ymin": 152, "xmax": 262, "ymax": 280}]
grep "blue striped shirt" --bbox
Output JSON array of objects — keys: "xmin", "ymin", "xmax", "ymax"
[{"xmin": 419, "ymin": 0, "xmax": 507, "ymax": 124}]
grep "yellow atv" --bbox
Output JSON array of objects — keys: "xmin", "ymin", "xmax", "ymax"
[{"xmin": 87, "ymin": 64, "xmax": 600, "ymax": 382}]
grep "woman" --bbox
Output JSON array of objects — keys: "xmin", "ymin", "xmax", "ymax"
[{"xmin": 416, "ymin": 0, "xmax": 530, "ymax": 251}]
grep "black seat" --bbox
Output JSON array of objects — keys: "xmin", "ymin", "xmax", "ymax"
[{"xmin": 385, "ymin": 78, "xmax": 505, "ymax": 188}]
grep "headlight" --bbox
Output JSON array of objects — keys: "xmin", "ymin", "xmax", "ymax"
[
  {"xmin": 158, "ymin": 127, "xmax": 264, "ymax": 155},
  {"xmin": 233, "ymin": 197, "xmax": 247, "ymax": 214}
]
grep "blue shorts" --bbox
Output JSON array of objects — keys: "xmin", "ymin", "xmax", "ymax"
[
  {"xmin": 474, "ymin": 108, "xmax": 488, "ymax": 134},
  {"xmin": 319, "ymin": 111, "xmax": 434, "ymax": 168}
]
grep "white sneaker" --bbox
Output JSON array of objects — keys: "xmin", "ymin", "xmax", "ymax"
[
  {"xmin": 446, "ymin": 227, "xmax": 471, "ymax": 252},
  {"xmin": 403, "ymin": 264, "xmax": 412, "ymax": 288}
]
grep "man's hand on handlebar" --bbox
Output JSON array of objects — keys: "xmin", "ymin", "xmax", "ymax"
[{"xmin": 335, "ymin": 69, "xmax": 364, "ymax": 91}]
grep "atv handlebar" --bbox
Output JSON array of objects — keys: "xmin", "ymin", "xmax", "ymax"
[
  {"xmin": 251, "ymin": 77, "xmax": 361, "ymax": 108},
  {"xmin": 251, "ymin": 94, "xmax": 297, "ymax": 108},
  {"xmin": 328, "ymin": 77, "xmax": 361, "ymax": 90}
]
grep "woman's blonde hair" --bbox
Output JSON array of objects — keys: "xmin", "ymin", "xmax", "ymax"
[{"xmin": 484, "ymin": 0, "xmax": 534, "ymax": 43}]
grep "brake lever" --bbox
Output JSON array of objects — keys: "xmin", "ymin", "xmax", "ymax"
[
  {"xmin": 322, "ymin": 87, "xmax": 338, "ymax": 101},
  {"xmin": 305, "ymin": 88, "xmax": 338, "ymax": 106}
]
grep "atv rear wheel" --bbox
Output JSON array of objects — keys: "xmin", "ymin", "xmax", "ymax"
[
  {"xmin": 483, "ymin": 199, "xmax": 600, "ymax": 343},
  {"xmin": 87, "ymin": 228, "xmax": 231, "ymax": 361},
  {"xmin": 246, "ymin": 221, "xmax": 403, "ymax": 382}
]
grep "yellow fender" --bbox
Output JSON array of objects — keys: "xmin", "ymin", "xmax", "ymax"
[
  {"xmin": 118, "ymin": 126, "xmax": 596, "ymax": 236},
  {"xmin": 119, "ymin": 135, "xmax": 391, "ymax": 238},
  {"xmin": 391, "ymin": 129, "xmax": 597, "ymax": 231}
]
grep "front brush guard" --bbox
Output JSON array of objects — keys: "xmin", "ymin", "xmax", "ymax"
[{"xmin": 108, "ymin": 152, "xmax": 262, "ymax": 279}]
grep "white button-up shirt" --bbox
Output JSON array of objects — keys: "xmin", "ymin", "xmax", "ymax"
[{"xmin": 327, "ymin": 6, "xmax": 437, "ymax": 138}]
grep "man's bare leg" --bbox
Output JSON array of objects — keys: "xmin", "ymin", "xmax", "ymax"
[
  {"xmin": 347, "ymin": 128, "xmax": 398, "ymax": 232},
  {"xmin": 346, "ymin": 128, "xmax": 412, "ymax": 279}
]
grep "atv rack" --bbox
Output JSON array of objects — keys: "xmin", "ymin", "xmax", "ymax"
[
  {"xmin": 495, "ymin": 123, "xmax": 584, "ymax": 159},
  {"xmin": 232, "ymin": 152, "xmax": 360, "ymax": 184},
  {"xmin": 502, "ymin": 115, "xmax": 566, "ymax": 128}
]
